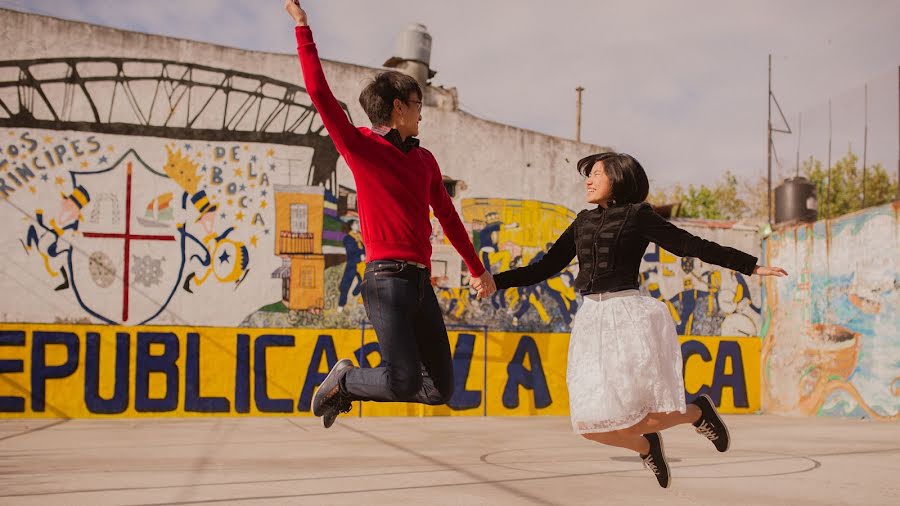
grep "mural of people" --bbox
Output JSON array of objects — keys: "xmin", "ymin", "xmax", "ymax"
[
  {"xmin": 510, "ymin": 249, "xmax": 552, "ymax": 326},
  {"xmin": 543, "ymin": 270, "xmax": 579, "ymax": 325},
  {"xmin": 640, "ymin": 254, "xmax": 762, "ymax": 337},
  {"xmin": 502, "ymin": 244, "xmax": 579, "ymax": 327},
  {"xmin": 476, "ymin": 211, "xmax": 518, "ymax": 273},
  {"xmin": 337, "ymin": 217, "xmax": 365, "ymax": 311}
]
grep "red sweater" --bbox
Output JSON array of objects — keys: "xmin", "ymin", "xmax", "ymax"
[{"xmin": 295, "ymin": 26, "xmax": 485, "ymax": 277}]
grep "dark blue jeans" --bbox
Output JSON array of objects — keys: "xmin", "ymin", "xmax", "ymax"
[{"xmin": 342, "ymin": 260, "xmax": 454, "ymax": 404}]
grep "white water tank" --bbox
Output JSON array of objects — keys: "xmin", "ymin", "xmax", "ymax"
[{"xmin": 394, "ymin": 23, "xmax": 432, "ymax": 66}]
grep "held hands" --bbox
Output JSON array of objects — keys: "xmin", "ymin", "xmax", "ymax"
[
  {"xmin": 753, "ymin": 265, "xmax": 788, "ymax": 277},
  {"xmin": 470, "ymin": 271, "xmax": 497, "ymax": 299},
  {"xmin": 284, "ymin": 0, "xmax": 308, "ymax": 26}
]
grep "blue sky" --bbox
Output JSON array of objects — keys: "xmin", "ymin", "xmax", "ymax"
[{"xmin": 3, "ymin": 0, "xmax": 899, "ymax": 188}]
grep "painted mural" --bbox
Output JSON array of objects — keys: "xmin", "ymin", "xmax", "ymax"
[
  {"xmin": 0, "ymin": 57, "xmax": 349, "ymax": 328},
  {"xmin": 640, "ymin": 236, "xmax": 762, "ymax": 338},
  {"xmin": 0, "ymin": 127, "xmax": 764, "ymax": 332},
  {"xmin": 1, "ymin": 129, "xmax": 325, "ymax": 326},
  {"xmin": 426, "ymin": 203, "xmax": 763, "ymax": 334},
  {"xmin": 761, "ymin": 202, "xmax": 900, "ymax": 420}
]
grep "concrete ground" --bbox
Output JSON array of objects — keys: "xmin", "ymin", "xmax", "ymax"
[{"xmin": 0, "ymin": 415, "xmax": 898, "ymax": 505}]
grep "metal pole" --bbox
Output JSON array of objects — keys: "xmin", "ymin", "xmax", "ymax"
[
  {"xmin": 897, "ymin": 66, "xmax": 899, "ymax": 200},
  {"xmin": 863, "ymin": 84, "xmax": 868, "ymax": 207},
  {"xmin": 768, "ymin": 55, "xmax": 773, "ymax": 225},
  {"xmin": 827, "ymin": 100, "xmax": 832, "ymax": 218},
  {"xmin": 795, "ymin": 112, "xmax": 802, "ymax": 178},
  {"xmin": 575, "ymin": 86, "xmax": 584, "ymax": 143}
]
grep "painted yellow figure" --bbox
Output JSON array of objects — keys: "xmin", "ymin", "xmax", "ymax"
[
  {"xmin": 546, "ymin": 273, "xmax": 578, "ymax": 312},
  {"xmin": 163, "ymin": 146, "xmax": 202, "ymax": 194},
  {"xmin": 705, "ymin": 270, "xmax": 721, "ymax": 316},
  {"xmin": 22, "ymin": 185, "xmax": 91, "ymax": 291},
  {"xmin": 435, "ymin": 281, "xmax": 476, "ymax": 320},
  {"xmin": 509, "ymin": 250, "xmax": 553, "ymax": 325},
  {"xmin": 475, "ymin": 212, "xmax": 519, "ymax": 273},
  {"xmin": 199, "ymin": 232, "xmax": 250, "ymax": 284},
  {"xmin": 165, "ymin": 144, "xmax": 250, "ymax": 293},
  {"xmin": 163, "ymin": 145, "xmax": 218, "ymax": 222},
  {"xmin": 181, "ymin": 225, "xmax": 250, "ymax": 292},
  {"xmin": 678, "ymin": 277, "xmax": 697, "ymax": 335},
  {"xmin": 648, "ymin": 281, "xmax": 682, "ymax": 324},
  {"xmin": 448, "ymin": 287, "xmax": 474, "ymax": 319}
]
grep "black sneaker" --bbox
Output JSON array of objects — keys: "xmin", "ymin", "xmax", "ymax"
[
  {"xmin": 641, "ymin": 432, "xmax": 671, "ymax": 488},
  {"xmin": 691, "ymin": 394, "xmax": 730, "ymax": 452},
  {"xmin": 321, "ymin": 393, "xmax": 353, "ymax": 429},
  {"xmin": 312, "ymin": 359, "xmax": 354, "ymax": 417}
]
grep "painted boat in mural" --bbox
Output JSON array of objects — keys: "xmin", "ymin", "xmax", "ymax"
[{"xmin": 138, "ymin": 192, "xmax": 174, "ymax": 228}]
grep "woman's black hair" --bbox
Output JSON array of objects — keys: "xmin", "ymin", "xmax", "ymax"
[{"xmin": 576, "ymin": 152, "xmax": 650, "ymax": 205}]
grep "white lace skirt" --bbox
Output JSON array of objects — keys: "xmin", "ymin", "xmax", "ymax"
[{"xmin": 567, "ymin": 290, "xmax": 686, "ymax": 434}]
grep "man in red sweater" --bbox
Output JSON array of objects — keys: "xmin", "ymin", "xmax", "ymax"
[{"xmin": 285, "ymin": 1, "xmax": 496, "ymax": 428}]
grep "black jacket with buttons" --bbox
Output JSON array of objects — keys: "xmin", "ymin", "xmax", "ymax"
[{"xmin": 493, "ymin": 202, "xmax": 758, "ymax": 294}]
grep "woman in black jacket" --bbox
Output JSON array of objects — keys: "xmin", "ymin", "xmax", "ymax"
[{"xmin": 493, "ymin": 152, "xmax": 787, "ymax": 488}]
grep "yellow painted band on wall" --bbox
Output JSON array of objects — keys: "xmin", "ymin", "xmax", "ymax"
[{"xmin": 0, "ymin": 324, "xmax": 760, "ymax": 418}]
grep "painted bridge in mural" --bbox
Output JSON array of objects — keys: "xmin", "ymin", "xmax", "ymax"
[{"xmin": 0, "ymin": 57, "xmax": 349, "ymax": 189}]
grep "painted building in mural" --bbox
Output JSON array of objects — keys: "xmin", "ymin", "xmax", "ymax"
[
  {"xmin": 0, "ymin": 9, "xmax": 773, "ymax": 419},
  {"xmin": 762, "ymin": 202, "xmax": 900, "ymax": 420},
  {"xmin": 273, "ymin": 184, "xmax": 326, "ymax": 312}
]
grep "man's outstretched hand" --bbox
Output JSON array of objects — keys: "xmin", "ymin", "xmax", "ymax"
[{"xmin": 284, "ymin": 0, "xmax": 308, "ymax": 26}]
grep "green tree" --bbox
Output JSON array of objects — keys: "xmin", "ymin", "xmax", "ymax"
[
  {"xmin": 804, "ymin": 150, "xmax": 898, "ymax": 220},
  {"xmin": 650, "ymin": 150, "xmax": 898, "ymax": 223},
  {"xmin": 648, "ymin": 171, "xmax": 749, "ymax": 220}
]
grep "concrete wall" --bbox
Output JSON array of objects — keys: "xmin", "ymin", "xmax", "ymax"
[{"xmin": 761, "ymin": 202, "xmax": 900, "ymax": 420}]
